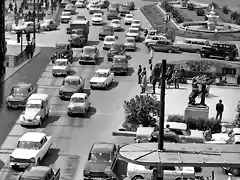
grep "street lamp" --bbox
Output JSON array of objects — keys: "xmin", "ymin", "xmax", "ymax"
[{"xmin": 33, "ymin": 0, "xmax": 36, "ymax": 45}]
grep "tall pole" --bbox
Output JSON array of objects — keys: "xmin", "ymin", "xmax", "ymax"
[
  {"xmin": 37, "ymin": 0, "xmax": 40, "ymax": 22},
  {"xmin": 33, "ymin": 0, "xmax": 36, "ymax": 44},
  {"xmin": 157, "ymin": 59, "xmax": 167, "ymax": 180},
  {"xmin": 51, "ymin": 0, "xmax": 54, "ymax": 14},
  {"xmin": 0, "ymin": 0, "xmax": 5, "ymax": 75}
]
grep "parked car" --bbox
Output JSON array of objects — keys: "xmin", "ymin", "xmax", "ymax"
[
  {"xmin": 126, "ymin": 27, "xmax": 140, "ymax": 41},
  {"xmin": 67, "ymin": 93, "xmax": 90, "ymax": 116},
  {"xmin": 52, "ymin": 59, "xmax": 71, "ymax": 76},
  {"xmin": 59, "ymin": 76, "xmax": 85, "ymax": 99},
  {"xmin": 60, "ymin": 11, "xmax": 72, "ymax": 23},
  {"xmin": 60, "ymin": 0, "xmax": 70, "ymax": 7},
  {"xmin": 90, "ymin": 69, "xmax": 114, "ymax": 89},
  {"xmin": 124, "ymin": 14, "xmax": 133, "ymax": 25},
  {"xmin": 143, "ymin": 34, "xmax": 167, "ymax": 45},
  {"xmin": 131, "ymin": 19, "xmax": 141, "ymax": 29},
  {"xmin": 149, "ymin": 40, "xmax": 180, "ymax": 53},
  {"xmin": 200, "ymin": 43, "xmax": 239, "ymax": 61},
  {"xmin": 6, "ymin": 82, "xmax": 36, "ymax": 108},
  {"xmin": 19, "ymin": 166, "xmax": 60, "ymax": 180},
  {"xmin": 75, "ymin": 0, "xmax": 86, "ymax": 8},
  {"xmin": 110, "ymin": 55, "xmax": 128, "ymax": 75},
  {"xmin": 107, "ymin": 43, "xmax": 126, "ymax": 61},
  {"xmin": 83, "ymin": 142, "xmax": 118, "ymax": 179},
  {"xmin": 103, "ymin": 35, "xmax": 116, "ymax": 50},
  {"xmin": 110, "ymin": 19, "xmax": 121, "ymax": 31},
  {"xmin": 89, "ymin": 4, "xmax": 102, "ymax": 14},
  {"xmin": 79, "ymin": 46, "xmax": 99, "ymax": 64},
  {"xmin": 99, "ymin": 0, "xmax": 109, "ymax": 8},
  {"xmin": 92, "ymin": 13, "xmax": 103, "ymax": 25},
  {"xmin": 64, "ymin": 4, "xmax": 76, "ymax": 14},
  {"xmin": 126, "ymin": 1, "xmax": 135, "ymax": 10},
  {"xmin": 124, "ymin": 37, "xmax": 136, "ymax": 51},
  {"xmin": 107, "ymin": 8, "xmax": 118, "ymax": 20},
  {"xmin": 40, "ymin": 19, "xmax": 58, "ymax": 31},
  {"xmin": 98, "ymin": 26, "xmax": 114, "ymax": 40},
  {"xmin": 119, "ymin": 5, "xmax": 130, "ymax": 16},
  {"xmin": 10, "ymin": 132, "xmax": 52, "ymax": 169},
  {"xmin": 12, "ymin": 21, "xmax": 34, "ymax": 33}
]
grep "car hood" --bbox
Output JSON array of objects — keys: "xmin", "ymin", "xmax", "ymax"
[
  {"xmin": 125, "ymin": 18, "xmax": 132, "ymax": 21},
  {"xmin": 81, "ymin": 52, "xmax": 95, "ymax": 58},
  {"xmin": 65, "ymin": 8, "xmax": 74, "ymax": 11},
  {"xmin": 90, "ymin": 77, "xmax": 106, "ymax": 83},
  {"xmin": 7, "ymin": 95, "xmax": 27, "ymax": 101},
  {"xmin": 68, "ymin": 102, "xmax": 85, "ymax": 108},
  {"xmin": 61, "ymin": 16, "xmax": 71, "ymax": 18},
  {"xmin": 52, "ymin": 66, "xmax": 67, "ymax": 70},
  {"xmin": 99, "ymin": 31, "xmax": 112, "ymax": 36},
  {"xmin": 11, "ymin": 148, "xmax": 39, "ymax": 159},
  {"xmin": 24, "ymin": 109, "xmax": 40, "ymax": 119},
  {"xmin": 127, "ymin": 32, "xmax": 138, "ymax": 36},
  {"xmin": 85, "ymin": 161, "xmax": 110, "ymax": 173},
  {"xmin": 104, "ymin": 41, "xmax": 115, "ymax": 45},
  {"xmin": 60, "ymin": 85, "xmax": 77, "ymax": 92},
  {"xmin": 124, "ymin": 42, "xmax": 134, "ymax": 46}
]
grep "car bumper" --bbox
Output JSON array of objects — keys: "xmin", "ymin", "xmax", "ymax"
[
  {"xmin": 61, "ymin": 19, "xmax": 70, "ymax": 23},
  {"xmin": 90, "ymin": 83, "xmax": 105, "ymax": 88},
  {"xmin": 112, "ymin": 69, "xmax": 127, "ymax": 73},
  {"xmin": 10, "ymin": 162, "xmax": 33, "ymax": 168},
  {"xmin": 52, "ymin": 71, "xmax": 67, "ymax": 76},
  {"xmin": 68, "ymin": 108, "xmax": 85, "ymax": 114},
  {"xmin": 92, "ymin": 21, "xmax": 103, "ymax": 25},
  {"xmin": 79, "ymin": 59, "xmax": 96, "ymax": 63},
  {"xmin": 20, "ymin": 119, "xmax": 40, "ymax": 126}
]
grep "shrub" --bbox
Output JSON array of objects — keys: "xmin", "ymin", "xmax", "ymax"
[
  {"xmin": 196, "ymin": 9, "xmax": 205, "ymax": 16},
  {"xmin": 167, "ymin": 114, "xmax": 184, "ymax": 122},
  {"xmin": 235, "ymin": 16, "xmax": 240, "ymax": 25},
  {"xmin": 165, "ymin": 4, "xmax": 174, "ymax": 12},
  {"xmin": 161, "ymin": 0, "xmax": 169, "ymax": 8},
  {"xmin": 230, "ymin": 11, "xmax": 239, "ymax": 20},
  {"xmin": 186, "ymin": 60, "xmax": 215, "ymax": 72},
  {"xmin": 171, "ymin": 8, "xmax": 179, "ymax": 18},
  {"xmin": 176, "ymin": 15, "xmax": 184, "ymax": 23},
  {"xmin": 222, "ymin": 5, "xmax": 230, "ymax": 14},
  {"xmin": 123, "ymin": 95, "xmax": 161, "ymax": 128},
  {"xmin": 209, "ymin": 2, "xmax": 219, "ymax": 9},
  {"xmin": 233, "ymin": 101, "xmax": 240, "ymax": 126},
  {"xmin": 187, "ymin": 3, "xmax": 195, "ymax": 11}
]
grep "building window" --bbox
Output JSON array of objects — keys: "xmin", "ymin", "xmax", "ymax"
[{"xmin": 222, "ymin": 68, "xmax": 236, "ymax": 75}]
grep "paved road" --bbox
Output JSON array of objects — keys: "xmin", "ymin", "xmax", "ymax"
[{"xmin": 0, "ymin": 1, "xmax": 238, "ymax": 180}]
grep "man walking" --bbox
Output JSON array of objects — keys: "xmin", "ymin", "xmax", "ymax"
[
  {"xmin": 216, "ymin": 100, "xmax": 224, "ymax": 120},
  {"xmin": 137, "ymin": 65, "xmax": 142, "ymax": 84},
  {"xmin": 141, "ymin": 71, "xmax": 147, "ymax": 94},
  {"xmin": 152, "ymin": 75, "xmax": 156, "ymax": 94}
]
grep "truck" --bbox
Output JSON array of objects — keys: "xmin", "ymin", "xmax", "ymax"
[{"xmin": 66, "ymin": 20, "xmax": 90, "ymax": 41}]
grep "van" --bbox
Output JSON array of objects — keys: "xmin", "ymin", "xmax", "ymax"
[
  {"xmin": 19, "ymin": 93, "xmax": 50, "ymax": 127},
  {"xmin": 175, "ymin": 38, "xmax": 211, "ymax": 53}
]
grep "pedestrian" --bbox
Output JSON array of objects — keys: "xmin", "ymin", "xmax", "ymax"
[
  {"xmin": 137, "ymin": 65, "xmax": 142, "ymax": 84},
  {"xmin": 8, "ymin": 2, "xmax": 13, "ymax": 11},
  {"xmin": 152, "ymin": 75, "xmax": 156, "ymax": 94},
  {"xmin": 26, "ymin": 42, "xmax": 31, "ymax": 59},
  {"xmin": 30, "ymin": 42, "xmax": 35, "ymax": 58},
  {"xmin": 37, "ymin": 22, "xmax": 41, "ymax": 33},
  {"xmin": 172, "ymin": 70, "xmax": 180, "ymax": 89},
  {"xmin": 141, "ymin": 67, "xmax": 147, "ymax": 77},
  {"xmin": 141, "ymin": 71, "xmax": 147, "ymax": 94},
  {"xmin": 144, "ymin": 28, "xmax": 148, "ymax": 37},
  {"xmin": 17, "ymin": 31, "xmax": 21, "ymax": 43},
  {"xmin": 204, "ymin": 127, "xmax": 212, "ymax": 141},
  {"xmin": 166, "ymin": 67, "xmax": 173, "ymax": 82},
  {"xmin": 216, "ymin": 100, "xmax": 224, "ymax": 120},
  {"xmin": 179, "ymin": 66, "xmax": 185, "ymax": 84},
  {"xmin": 26, "ymin": 31, "xmax": 30, "ymax": 42}
]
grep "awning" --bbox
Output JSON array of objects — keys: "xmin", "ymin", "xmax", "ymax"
[{"xmin": 119, "ymin": 143, "xmax": 240, "ymax": 167}]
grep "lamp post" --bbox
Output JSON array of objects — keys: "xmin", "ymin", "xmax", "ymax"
[
  {"xmin": 0, "ymin": 0, "xmax": 5, "ymax": 75},
  {"xmin": 37, "ymin": 0, "xmax": 40, "ymax": 22},
  {"xmin": 33, "ymin": 0, "xmax": 36, "ymax": 45},
  {"xmin": 20, "ymin": 30, "xmax": 23, "ymax": 56}
]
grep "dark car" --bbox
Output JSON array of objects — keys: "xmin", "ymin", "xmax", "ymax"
[
  {"xmin": 59, "ymin": 76, "xmax": 85, "ymax": 99},
  {"xmin": 6, "ymin": 82, "xmax": 36, "ymax": 108},
  {"xmin": 119, "ymin": 5, "xmax": 130, "ymax": 16},
  {"xmin": 107, "ymin": 43, "xmax": 125, "ymax": 61},
  {"xmin": 79, "ymin": 46, "xmax": 99, "ymax": 64},
  {"xmin": 107, "ymin": 9, "xmax": 118, "ymax": 20},
  {"xmin": 99, "ymin": 26, "xmax": 114, "ymax": 40},
  {"xmin": 149, "ymin": 40, "xmax": 180, "ymax": 53},
  {"xmin": 64, "ymin": 4, "xmax": 76, "ymax": 14},
  {"xmin": 99, "ymin": 0, "xmax": 110, "ymax": 8},
  {"xmin": 19, "ymin": 166, "xmax": 60, "ymax": 180},
  {"xmin": 108, "ymin": 3, "xmax": 119, "ymax": 12},
  {"xmin": 111, "ymin": 55, "xmax": 128, "ymax": 75},
  {"xmin": 69, "ymin": 29, "xmax": 87, "ymax": 48},
  {"xmin": 54, "ymin": 42, "xmax": 73, "ymax": 60},
  {"xmin": 126, "ymin": 1, "xmax": 135, "ymax": 10},
  {"xmin": 60, "ymin": 0, "xmax": 70, "ymax": 7},
  {"xmin": 76, "ymin": 15, "xmax": 87, "ymax": 21},
  {"xmin": 148, "ymin": 130, "xmax": 182, "ymax": 143},
  {"xmin": 83, "ymin": 142, "xmax": 118, "ymax": 180},
  {"xmin": 200, "ymin": 43, "xmax": 239, "ymax": 61}
]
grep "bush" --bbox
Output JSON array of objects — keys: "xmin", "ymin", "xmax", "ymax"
[
  {"xmin": 196, "ymin": 9, "xmax": 205, "ymax": 16},
  {"xmin": 165, "ymin": 4, "xmax": 174, "ymax": 12},
  {"xmin": 187, "ymin": 3, "xmax": 195, "ymax": 11},
  {"xmin": 222, "ymin": 5, "xmax": 230, "ymax": 14},
  {"xmin": 171, "ymin": 8, "xmax": 179, "ymax": 18},
  {"xmin": 123, "ymin": 95, "xmax": 161, "ymax": 128},
  {"xmin": 230, "ymin": 11, "xmax": 239, "ymax": 20},
  {"xmin": 176, "ymin": 15, "xmax": 184, "ymax": 23},
  {"xmin": 186, "ymin": 60, "xmax": 215, "ymax": 72},
  {"xmin": 233, "ymin": 101, "xmax": 240, "ymax": 126}
]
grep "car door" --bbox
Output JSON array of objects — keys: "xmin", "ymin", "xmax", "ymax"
[
  {"xmin": 40, "ymin": 136, "xmax": 48, "ymax": 158},
  {"xmin": 211, "ymin": 44, "xmax": 219, "ymax": 56}
]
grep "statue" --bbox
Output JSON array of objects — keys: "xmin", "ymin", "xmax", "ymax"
[{"xmin": 188, "ymin": 75, "xmax": 211, "ymax": 106}]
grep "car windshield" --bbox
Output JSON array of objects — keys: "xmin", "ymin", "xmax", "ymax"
[
  {"xmin": 126, "ymin": 15, "xmax": 132, "ymax": 18},
  {"xmin": 129, "ymin": 29, "xmax": 138, "ymax": 33},
  {"xmin": 71, "ymin": 97, "xmax": 85, "ymax": 103},
  {"xmin": 26, "ymin": 103, "xmax": 41, "ymax": 109},
  {"xmin": 90, "ymin": 152, "xmax": 111, "ymax": 162},
  {"xmin": 114, "ymin": 58, "xmax": 125, "ymax": 64},
  {"xmin": 17, "ymin": 141, "xmax": 40, "ymax": 150},
  {"xmin": 126, "ymin": 38, "xmax": 134, "ymax": 43},
  {"xmin": 62, "ymin": 12, "xmax": 71, "ymax": 16},
  {"xmin": 83, "ymin": 48, "xmax": 95, "ymax": 54},
  {"xmin": 105, "ymin": 37, "xmax": 115, "ymax": 42},
  {"xmin": 65, "ymin": 79, "xmax": 79, "ymax": 86},
  {"xmin": 94, "ymin": 14, "xmax": 102, "ymax": 18},
  {"xmin": 12, "ymin": 87, "xmax": 28, "ymax": 96},
  {"xmin": 55, "ymin": 61, "xmax": 67, "ymax": 66},
  {"xmin": 102, "ymin": 27, "xmax": 112, "ymax": 33},
  {"xmin": 94, "ymin": 72, "xmax": 107, "ymax": 77}
]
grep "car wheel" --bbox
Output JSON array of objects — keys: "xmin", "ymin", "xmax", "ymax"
[
  {"xmin": 46, "ymin": 110, "xmax": 49, "ymax": 117},
  {"xmin": 47, "ymin": 27, "xmax": 50, "ymax": 31},
  {"xmin": 132, "ymin": 175, "xmax": 144, "ymax": 180},
  {"xmin": 36, "ymin": 158, "xmax": 40, "ymax": 166},
  {"xmin": 67, "ymin": 112, "xmax": 72, "ymax": 117},
  {"xmin": 38, "ymin": 118, "xmax": 42, "ymax": 127},
  {"xmin": 168, "ymin": 49, "xmax": 173, "ymax": 53},
  {"xmin": 224, "ymin": 54, "xmax": 231, "ymax": 61},
  {"xmin": 104, "ymin": 84, "xmax": 107, "ymax": 90},
  {"xmin": 200, "ymin": 52, "xmax": 207, "ymax": 58},
  {"xmin": 52, "ymin": 74, "xmax": 56, "ymax": 77},
  {"xmin": 231, "ymin": 168, "xmax": 240, "ymax": 176}
]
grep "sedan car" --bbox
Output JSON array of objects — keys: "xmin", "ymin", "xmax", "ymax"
[
  {"xmin": 126, "ymin": 1, "xmax": 135, "ymax": 10},
  {"xmin": 92, "ymin": 13, "xmax": 103, "ymax": 25},
  {"xmin": 60, "ymin": 0, "xmax": 70, "ymax": 7},
  {"xmin": 103, "ymin": 35, "xmax": 116, "ymax": 50},
  {"xmin": 107, "ymin": 43, "xmax": 126, "ymax": 61},
  {"xmin": 90, "ymin": 69, "xmax": 114, "ymax": 89},
  {"xmin": 6, "ymin": 82, "xmax": 36, "ymax": 108},
  {"xmin": 40, "ymin": 19, "xmax": 58, "ymax": 31},
  {"xmin": 131, "ymin": 19, "xmax": 141, "ymax": 29},
  {"xmin": 89, "ymin": 4, "xmax": 102, "ymax": 14},
  {"xmin": 75, "ymin": 0, "xmax": 86, "ymax": 8},
  {"xmin": 79, "ymin": 46, "xmax": 99, "ymax": 64},
  {"xmin": 119, "ymin": 5, "xmax": 130, "ymax": 16},
  {"xmin": 98, "ymin": 26, "xmax": 114, "ymax": 40},
  {"xmin": 52, "ymin": 59, "xmax": 71, "ymax": 76},
  {"xmin": 149, "ymin": 40, "xmax": 180, "ymax": 53},
  {"xmin": 83, "ymin": 142, "xmax": 118, "ymax": 179},
  {"xmin": 126, "ymin": 27, "xmax": 140, "ymax": 41},
  {"xmin": 12, "ymin": 21, "xmax": 34, "ymax": 33},
  {"xmin": 67, "ymin": 93, "xmax": 90, "ymax": 116},
  {"xmin": 10, "ymin": 132, "xmax": 52, "ymax": 169},
  {"xmin": 111, "ymin": 55, "xmax": 128, "ymax": 75},
  {"xmin": 111, "ymin": 19, "xmax": 121, "ymax": 31},
  {"xmin": 60, "ymin": 11, "xmax": 72, "ymax": 23},
  {"xmin": 143, "ymin": 34, "xmax": 167, "ymax": 45},
  {"xmin": 64, "ymin": 4, "xmax": 76, "ymax": 14},
  {"xmin": 107, "ymin": 9, "xmax": 118, "ymax": 20},
  {"xmin": 124, "ymin": 14, "xmax": 133, "ymax": 25},
  {"xmin": 124, "ymin": 37, "xmax": 136, "ymax": 51},
  {"xmin": 19, "ymin": 166, "xmax": 60, "ymax": 180},
  {"xmin": 59, "ymin": 76, "xmax": 85, "ymax": 99},
  {"xmin": 99, "ymin": 0, "xmax": 109, "ymax": 8}
]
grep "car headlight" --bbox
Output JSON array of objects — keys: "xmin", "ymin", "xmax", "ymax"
[
  {"xmin": 30, "ymin": 157, "xmax": 35, "ymax": 163},
  {"xmin": 10, "ymin": 156, "xmax": 14, "ymax": 162}
]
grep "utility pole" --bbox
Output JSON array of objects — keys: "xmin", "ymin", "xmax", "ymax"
[
  {"xmin": 0, "ymin": 0, "xmax": 5, "ymax": 75},
  {"xmin": 157, "ymin": 59, "xmax": 167, "ymax": 180},
  {"xmin": 37, "ymin": 0, "xmax": 40, "ymax": 22},
  {"xmin": 33, "ymin": 0, "xmax": 36, "ymax": 44}
]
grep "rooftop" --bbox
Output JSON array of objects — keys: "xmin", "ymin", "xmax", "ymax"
[
  {"xmin": 19, "ymin": 132, "xmax": 46, "ymax": 142},
  {"xmin": 92, "ymin": 142, "xmax": 115, "ymax": 153}
]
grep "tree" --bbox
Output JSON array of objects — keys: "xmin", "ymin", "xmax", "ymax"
[
  {"xmin": 176, "ymin": 15, "xmax": 184, "ymax": 23},
  {"xmin": 171, "ymin": 8, "xmax": 179, "ymax": 18},
  {"xmin": 196, "ymin": 9, "xmax": 205, "ymax": 16},
  {"xmin": 186, "ymin": 60, "xmax": 215, "ymax": 72},
  {"xmin": 230, "ymin": 11, "xmax": 239, "ymax": 20},
  {"xmin": 124, "ymin": 95, "xmax": 161, "ymax": 127},
  {"xmin": 234, "ymin": 101, "xmax": 240, "ymax": 126},
  {"xmin": 222, "ymin": 5, "xmax": 230, "ymax": 14},
  {"xmin": 187, "ymin": 3, "xmax": 195, "ymax": 11}
]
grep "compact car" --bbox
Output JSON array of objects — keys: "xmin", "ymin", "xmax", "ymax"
[
  {"xmin": 111, "ymin": 55, "xmax": 128, "ymax": 75},
  {"xmin": 98, "ymin": 26, "xmax": 114, "ymax": 40},
  {"xmin": 124, "ymin": 14, "xmax": 133, "ymax": 25},
  {"xmin": 126, "ymin": 27, "xmax": 140, "ymax": 41},
  {"xmin": 107, "ymin": 43, "xmax": 126, "ymax": 61},
  {"xmin": 40, "ymin": 19, "xmax": 58, "ymax": 31},
  {"xmin": 75, "ymin": 0, "xmax": 86, "ymax": 8},
  {"xmin": 67, "ymin": 93, "xmax": 90, "ymax": 116},
  {"xmin": 110, "ymin": 19, "xmax": 121, "ymax": 31},
  {"xmin": 149, "ymin": 40, "xmax": 180, "ymax": 53},
  {"xmin": 79, "ymin": 46, "xmax": 99, "ymax": 64},
  {"xmin": 12, "ymin": 21, "xmax": 34, "ymax": 33},
  {"xmin": 103, "ymin": 36, "xmax": 116, "ymax": 50},
  {"xmin": 52, "ymin": 59, "xmax": 71, "ymax": 76},
  {"xmin": 124, "ymin": 37, "xmax": 136, "ymax": 51},
  {"xmin": 131, "ymin": 19, "xmax": 141, "ymax": 29},
  {"xmin": 92, "ymin": 13, "xmax": 103, "ymax": 25},
  {"xmin": 60, "ymin": 11, "xmax": 72, "ymax": 23},
  {"xmin": 90, "ymin": 69, "xmax": 114, "ymax": 89},
  {"xmin": 64, "ymin": 4, "xmax": 76, "ymax": 14},
  {"xmin": 89, "ymin": 4, "xmax": 102, "ymax": 14}
]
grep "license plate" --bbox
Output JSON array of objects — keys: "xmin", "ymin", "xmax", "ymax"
[{"xmin": 28, "ymin": 120, "xmax": 32, "ymax": 122}]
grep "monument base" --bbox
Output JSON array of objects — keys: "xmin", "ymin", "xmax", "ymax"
[{"xmin": 184, "ymin": 104, "xmax": 209, "ymax": 120}]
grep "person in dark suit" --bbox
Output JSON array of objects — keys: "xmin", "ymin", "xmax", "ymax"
[
  {"xmin": 216, "ymin": 100, "xmax": 224, "ymax": 120},
  {"xmin": 137, "ymin": 65, "xmax": 142, "ymax": 84}
]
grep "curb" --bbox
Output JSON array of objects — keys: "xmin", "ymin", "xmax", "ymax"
[{"xmin": 112, "ymin": 131, "xmax": 136, "ymax": 137}]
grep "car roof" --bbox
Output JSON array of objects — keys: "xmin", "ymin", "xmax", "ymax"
[
  {"xmin": 15, "ymin": 82, "xmax": 31, "ymax": 88},
  {"xmin": 93, "ymin": 13, "xmax": 102, "ymax": 16},
  {"xmin": 29, "ymin": 93, "xmax": 48, "ymax": 101},
  {"xmin": 113, "ymin": 55, "xmax": 126, "ymax": 59},
  {"xmin": 21, "ymin": 166, "xmax": 51, "ymax": 178},
  {"xmin": 96, "ymin": 69, "xmax": 110, "ymax": 73},
  {"xmin": 83, "ymin": 46, "xmax": 96, "ymax": 50},
  {"xmin": 233, "ymin": 128, "xmax": 240, "ymax": 134},
  {"xmin": 126, "ymin": 14, "xmax": 133, "ymax": 16},
  {"xmin": 71, "ymin": 20, "xmax": 88, "ymax": 24},
  {"xmin": 105, "ymin": 35, "xmax": 115, "ymax": 39},
  {"xmin": 129, "ymin": 27, "xmax": 139, "ymax": 30},
  {"xmin": 165, "ymin": 122, "xmax": 187, "ymax": 130},
  {"xmin": 65, "ymin": 76, "xmax": 80, "ymax": 81},
  {"xmin": 19, "ymin": 132, "xmax": 46, "ymax": 142},
  {"xmin": 112, "ymin": 19, "xmax": 119, "ymax": 21},
  {"xmin": 132, "ymin": 19, "xmax": 140, "ymax": 22},
  {"xmin": 55, "ymin": 58, "xmax": 68, "ymax": 62},
  {"xmin": 71, "ymin": 93, "xmax": 88, "ymax": 98},
  {"xmin": 91, "ymin": 142, "xmax": 115, "ymax": 153}
]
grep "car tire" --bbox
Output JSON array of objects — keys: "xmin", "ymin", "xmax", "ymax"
[
  {"xmin": 231, "ymin": 168, "xmax": 240, "ymax": 176},
  {"xmin": 67, "ymin": 112, "xmax": 72, "ymax": 117},
  {"xmin": 168, "ymin": 49, "xmax": 173, "ymax": 53},
  {"xmin": 47, "ymin": 27, "xmax": 50, "ymax": 31},
  {"xmin": 104, "ymin": 84, "xmax": 107, "ymax": 90},
  {"xmin": 52, "ymin": 74, "xmax": 56, "ymax": 77},
  {"xmin": 36, "ymin": 158, "xmax": 40, "ymax": 166},
  {"xmin": 133, "ymin": 175, "xmax": 144, "ymax": 180},
  {"xmin": 200, "ymin": 52, "xmax": 207, "ymax": 58},
  {"xmin": 224, "ymin": 54, "xmax": 231, "ymax": 61},
  {"xmin": 38, "ymin": 118, "xmax": 42, "ymax": 127}
]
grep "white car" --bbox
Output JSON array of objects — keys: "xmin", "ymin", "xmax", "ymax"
[
  {"xmin": 143, "ymin": 35, "xmax": 168, "ymax": 45},
  {"xmin": 10, "ymin": 132, "xmax": 52, "ymax": 169},
  {"xmin": 89, "ymin": 4, "xmax": 101, "ymax": 14},
  {"xmin": 12, "ymin": 21, "xmax": 34, "ymax": 33},
  {"xmin": 103, "ymin": 35, "xmax": 116, "ymax": 50},
  {"xmin": 126, "ymin": 27, "xmax": 140, "ymax": 41},
  {"xmin": 131, "ymin": 19, "xmax": 141, "ymax": 29},
  {"xmin": 127, "ymin": 163, "xmax": 195, "ymax": 180},
  {"xmin": 67, "ymin": 93, "xmax": 90, "ymax": 116},
  {"xmin": 124, "ymin": 14, "xmax": 133, "ymax": 25},
  {"xmin": 75, "ymin": 0, "xmax": 86, "ymax": 8},
  {"xmin": 111, "ymin": 19, "xmax": 121, "ymax": 31},
  {"xmin": 124, "ymin": 37, "xmax": 136, "ymax": 51},
  {"xmin": 60, "ymin": 11, "xmax": 72, "ymax": 23},
  {"xmin": 209, "ymin": 127, "xmax": 240, "ymax": 144},
  {"xmin": 52, "ymin": 59, "xmax": 71, "ymax": 76},
  {"xmin": 90, "ymin": 69, "xmax": 114, "ymax": 89},
  {"xmin": 92, "ymin": 13, "xmax": 103, "ymax": 25}
]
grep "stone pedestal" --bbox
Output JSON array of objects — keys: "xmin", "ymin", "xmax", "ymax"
[{"xmin": 184, "ymin": 105, "xmax": 209, "ymax": 120}]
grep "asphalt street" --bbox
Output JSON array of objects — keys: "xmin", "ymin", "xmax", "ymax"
[{"xmin": 0, "ymin": 1, "xmax": 238, "ymax": 180}]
